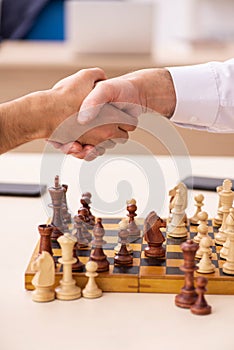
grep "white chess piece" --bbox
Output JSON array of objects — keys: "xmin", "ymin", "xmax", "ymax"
[
  {"xmin": 31, "ymin": 251, "xmax": 55, "ymax": 302},
  {"xmin": 55, "ymin": 233, "xmax": 81, "ymax": 300},
  {"xmin": 193, "ymin": 212, "xmax": 209, "ymax": 244},
  {"xmin": 215, "ymin": 179, "xmax": 233, "ymax": 245},
  {"xmin": 190, "ymin": 194, "xmax": 204, "ymax": 225},
  {"xmin": 167, "ymin": 189, "xmax": 188, "ymax": 238},
  {"xmin": 197, "ymin": 237, "xmax": 215, "ymax": 274},
  {"xmin": 223, "ymin": 208, "xmax": 234, "ymax": 275},
  {"xmin": 195, "ymin": 223, "xmax": 212, "ymax": 259},
  {"xmin": 82, "ymin": 261, "xmax": 102, "ymax": 299}
]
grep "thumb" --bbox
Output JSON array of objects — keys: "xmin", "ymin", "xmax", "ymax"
[{"xmin": 78, "ymin": 81, "xmax": 113, "ymax": 125}]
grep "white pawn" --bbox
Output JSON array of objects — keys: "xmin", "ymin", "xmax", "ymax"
[
  {"xmin": 197, "ymin": 237, "xmax": 215, "ymax": 274},
  {"xmin": 55, "ymin": 233, "xmax": 81, "ymax": 300},
  {"xmin": 195, "ymin": 224, "xmax": 212, "ymax": 259},
  {"xmin": 31, "ymin": 251, "xmax": 55, "ymax": 302},
  {"xmin": 82, "ymin": 261, "xmax": 102, "ymax": 299},
  {"xmin": 193, "ymin": 212, "xmax": 209, "ymax": 244},
  {"xmin": 114, "ymin": 219, "xmax": 133, "ymax": 254},
  {"xmin": 223, "ymin": 208, "xmax": 234, "ymax": 275},
  {"xmin": 190, "ymin": 194, "xmax": 204, "ymax": 225}
]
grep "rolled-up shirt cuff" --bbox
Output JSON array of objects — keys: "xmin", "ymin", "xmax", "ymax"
[{"xmin": 167, "ymin": 62, "xmax": 220, "ymax": 130}]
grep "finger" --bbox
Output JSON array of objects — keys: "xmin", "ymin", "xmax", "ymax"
[{"xmin": 78, "ymin": 81, "xmax": 115, "ymax": 124}]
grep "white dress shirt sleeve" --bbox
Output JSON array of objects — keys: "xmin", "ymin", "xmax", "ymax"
[{"xmin": 167, "ymin": 59, "xmax": 234, "ymax": 133}]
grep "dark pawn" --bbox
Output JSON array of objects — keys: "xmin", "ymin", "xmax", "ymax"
[
  {"xmin": 90, "ymin": 218, "xmax": 109, "ymax": 272},
  {"xmin": 175, "ymin": 239, "xmax": 199, "ymax": 309},
  {"xmin": 73, "ymin": 214, "xmax": 89, "ymax": 248},
  {"xmin": 77, "ymin": 207, "xmax": 92, "ymax": 242},
  {"xmin": 38, "ymin": 224, "xmax": 53, "ymax": 257},
  {"xmin": 72, "ymin": 242, "xmax": 84, "ymax": 272},
  {"xmin": 191, "ymin": 277, "xmax": 212, "ymax": 316},
  {"xmin": 144, "ymin": 211, "xmax": 166, "ymax": 258},
  {"xmin": 114, "ymin": 222, "xmax": 133, "ymax": 266},
  {"xmin": 80, "ymin": 192, "xmax": 95, "ymax": 226},
  {"xmin": 126, "ymin": 198, "xmax": 140, "ymax": 241}
]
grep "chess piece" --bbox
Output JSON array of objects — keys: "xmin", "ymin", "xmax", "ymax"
[
  {"xmin": 61, "ymin": 184, "xmax": 72, "ymax": 227},
  {"xmin": 55, "ymin": 233, "xmax": 81, "ymax": 300},
  {"xmin": 169, "ymin": 182, "xmax": 187, "ymax": 224},
  {"xmin": 90, "ymin": 218, "xmax": 110, "ymax": 272},
  {"xmin": 168, "ymin": 189, "xmax": 188, "ymax": 238},
  {"xmin": 114, "ymin": 221, "xmax": 133, "ymax": 266},
  {"xmin": 190, "ymin": 194, "xmax": 204, "ymax": 225},
  {"xmin": 38, "ymin": 224, "xmax": 53, "ymax": 257},
  {"xmin": 190, "ymin": 277, "xmax": 212, "ymax": 315},
  {"xmin": 197, "ymin": 237, "xmax": 215, "ymax": 273},
  {"xmin": 220, "ymin": 208, "xmax": 233, "ymax": 259},
  {"xmin": 195, "ymin": 224, "xmax": 212, "ymax": 259},
  {"xmin": 77, "ymin": 207, "xmax": 92, "ymax": 242},
  {"xmin": 48, "ymin": 175, "xmax": 65, "ymax": 241},
  {"xmin": 73, "ymin": 214, "xmax": 89, "ymax": 248},
  {"xmin": 175, "ymin": 240, "xmax": 199, "ymax": 308},
  {"xmin": 126, "ymin": 198, "xmax": 141, "ymax": 242},
  {"xmin": 215, "ymin": 179, "xmax": 233, "ymax": 245},
  {"xmin": 80, "ymin": 192, "xmax": 95, "ymax": 227},
  {"xmin": 193, "ymin": 212, "xmax": 210, "ymax": 244},
  {"xmin": 82, "ymin": 261, "xmax": 102, "ymax": 299},
  {"xmin": 223, "ymin": 208, "xmax": 234, "ymax": 275},
  {"xmin": 144, "ymin": 211, "xmax": 166, "ymax": 258},
  {"xmin": 214, "ymin": 185, "xmax": 224, "ymax": 226},
  {"xmin": 114, "ymin": 218, "xmax": 133, "ymax": 254},
  {"xmin": 72, "ymin": 242, "xmax": 84, "ymax": 272},
  {"xmin": 31, "ymin": 251, "xmax": 55, "ymax": 302}
]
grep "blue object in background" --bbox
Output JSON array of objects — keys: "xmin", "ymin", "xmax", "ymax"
[{"xmin": 25, "ymin": 0, "xmax": 64, "ymax": 40}]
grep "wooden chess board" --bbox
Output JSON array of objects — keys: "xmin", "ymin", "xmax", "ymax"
[{"xmin": 25, "ymin": 218, "xmax": 234, "ymax": 294}]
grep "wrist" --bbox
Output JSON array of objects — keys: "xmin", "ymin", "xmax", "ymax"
[{"xmin": 125, "ymin": 68, "xmax": 176, "ymax": 117}]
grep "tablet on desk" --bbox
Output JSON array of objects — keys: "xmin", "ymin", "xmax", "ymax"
[
  {"xmin": 0, "ymin": 183, "xmax": 47, "ymax": 197},
  {"xmin": 182, "ymin": 176, "xmax": 234, "ymax": 192}
]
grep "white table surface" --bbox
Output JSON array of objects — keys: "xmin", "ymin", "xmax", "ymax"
[{"xmin": 0, "ymin": 153, "xmax": 234, "ymax": 350}]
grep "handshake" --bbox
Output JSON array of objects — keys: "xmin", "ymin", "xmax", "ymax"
[
  {"xmin": 0, "ymin": 67, "xmax": 176, "ymax": 157},
  {"xmin": 48, "ymin": 67, "xmax": 175, "ymax": 160}
]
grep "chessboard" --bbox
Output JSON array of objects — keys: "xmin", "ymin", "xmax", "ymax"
[{"xmin": 25, "ymin": 217, "xmax": 234, "ymax": 295}]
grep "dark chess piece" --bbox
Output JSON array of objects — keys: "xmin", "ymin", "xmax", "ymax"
[
  {"xmin": 61, "ymin": 184, "xmax": 72, "ymax": 227},
  {"xmin": 175, "ymin": 240, "xmax": 199, "ymax": 309},
  {"xmin": 144, "ymin": 211, "xmax": 166, "ymax": 258},
  {"xmin": 114, "ymin": 221, "xmax": 133, "ymax": 266},
  {"xmin": 90, "ymin": 218, "xmax": 109, "ymax": 272},
  {"xmin": 77, "ymin": 207, "xmax": 92, "ymax": 242},
  {"xmin": 73, "ymin": 214, "xmax": 89, "ymax": 248},
  {"xmin": 38, "ymin": 224, "xmax": 53, "ymax": 257},
  {"xmin": 126, "ymin": 198, "xmax": 140, "ymax": 241},
  {"xmin": 48, "ymin": 175, "xmax": 64, "ymax": 241},
  {"xmin": 72, "ymin": 242, "xmax": 84, "ymax": 272},
  {"xmin": 190, "ymin": 277, "xmax": 212, "ymax": 315},
  {"xmin": 80, "ymin": 192, "xmax": 95, "ymax": 227}
]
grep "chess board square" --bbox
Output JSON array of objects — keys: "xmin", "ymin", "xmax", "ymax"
[
  {"xmin": 78, "ymin": 250, "xmax": 90, "ymax": 257},
  {"xmin": 166, "ymin": 237, "xmax": 187, "ymax": 245},
  {"xmin": 140, "ymin": 266, "xmax": 166, "ymax": 276},
  {"xmin": 166, "ymin": 266, "xmax": 184, "ymax": 275},
  {"xmin": 166, "ymin": 259, "xmax": 183, "ymax": 267},
  {"xmin": 132, "ymin": 251, "xmax": 141, "ymax": 259},
  {"xmin": 140, "ymin": 256, "xmax": 166, "ymax": 267},
  {"xmin": 113, "ymin": 265, "xmax": 139, "ymax": 275},
  {"xmin": 130, "ymin": 243, "xmax": 142, "ymax": 251},
  {"xmin": 166, "ymin": 251, "xmax": 183, "ymax": 259},
  {"xmin": 166, "ymin": 245, "xmax": 182, "ymax": 253},
  {"xmin": 103, "ymin": 243, "xmax": 117, "ymax": 250}
]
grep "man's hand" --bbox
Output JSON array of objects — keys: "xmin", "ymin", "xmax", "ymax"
[{"xmin": 78, "ymin": 68, "xmax": 176, "ymax": 126}]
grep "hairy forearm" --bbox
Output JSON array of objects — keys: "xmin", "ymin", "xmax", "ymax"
[
  {"xmin": 0, "ymin": 91, "xmax": 55, "ymax": 154},
  {"xmin": 124, "ymin": 68, "xmax": 176, "ymax": 117}
]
